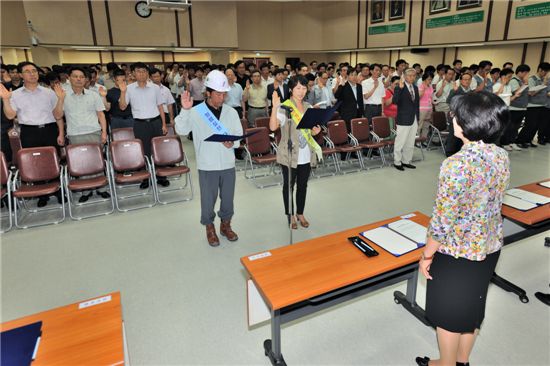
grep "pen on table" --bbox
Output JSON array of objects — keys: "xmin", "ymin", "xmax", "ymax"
[{"xmin": 351, "ymin": 241, "xmax": 366, "ymax": 253}]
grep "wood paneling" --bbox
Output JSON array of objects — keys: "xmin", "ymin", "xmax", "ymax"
[
  {"xmin": 192, "ymin": 1, "xmax": 237, "ymax": 48},
  {"xmin": 1, "ymin": 0, "xmax": 30, "ymax": 47}
]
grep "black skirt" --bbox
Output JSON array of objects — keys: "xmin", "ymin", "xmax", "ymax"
[{"xmin": 425, "ymin": 250, "xmax": 500, "ymax": 333}]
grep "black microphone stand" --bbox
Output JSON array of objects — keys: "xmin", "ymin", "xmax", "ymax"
[{"xmin": 284, "ymin": 106, "xmax": 294, "ymax": 245}]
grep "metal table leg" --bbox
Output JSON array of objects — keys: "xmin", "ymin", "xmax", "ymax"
[
  {"xmin": 264, "ymin": 309, "xmax": 287, "ymax": 365},
  {"xmin": 491, "ymin": 272, "xmax": 529, "ymax": 303},
  {"xmin": 393, "ymin": 269, "xmax": 431, "ymax": 326}
]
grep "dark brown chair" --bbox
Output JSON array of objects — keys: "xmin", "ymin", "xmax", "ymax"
[
  {"xmin": 326, "ymin": 120, "xmax": 364, "ymax": 172},
  {"xmin": 109, "ymin": 139, "xmax": 156, "ymax": 212},
  {"xmin": 350, "ymin": 118, "xmax": 386, "ymax": 169},
  {"xmin": 0, "ymin": 152, "xmax": 13, "ymax": 232},
  {"xmin": 244, "ymin": 127, "xmax": 279, "ymax": 188},
  {"xmin": 330, "ymin": 111, "xmax": 341, "ymax": 121},
  {"xmin": 371, "ymin": 116, "xmax": 396, "ymax": 166},
  {"xmin": 254, "ymin": 117, "xmax": 271, "ymax": 130},
  {"xmin": 427, "ymin": 111, "xmax": 449, "ymax": 155},
  {"xmin": 111, "ymin": 127, "xmax": 135, "ymax": 141},
  {"xmin": 312, "ymin": 132, "xmax": 340, "ymax": 177},
  {"xmin": 151, "ymin": 136, "xmax": 193, "ymax": 204},
  {"xmin": 166, "ymin": 125, "xmax": 176, "ymax": 136},
  {"xmin": 12, "ymin": 147, "xmax": 65, "ymax": 228},
  {"xmin": 8, "ymin": 128, "xmax": 22, "ymax": 166},
  {"xmin": 65, "ymin": 143, "xmax": 114, "ymax": 220}
]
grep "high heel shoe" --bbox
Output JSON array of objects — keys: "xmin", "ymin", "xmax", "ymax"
[
  {"xmin": 296, "ymin": 215, "xmax": 309, "ymax": 228},
  {"xmin": 415, "ymin": 356, "xmax": 430, "ymax": 366},
  {"xmin": 287, "ymin": 215, "xmax": 298, "ymax": 230}
]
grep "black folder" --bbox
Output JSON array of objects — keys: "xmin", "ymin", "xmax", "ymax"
[
  {"xmin": 205, "ymin": 130, "xmax": 259, "ymax": 142},
  {"xmin": 1, "ymin": 321, "xmax": 42, "ymax": 366},
  {"xmin": 296, "ymin": 102, "xmax": 341, "ymax": 129}
]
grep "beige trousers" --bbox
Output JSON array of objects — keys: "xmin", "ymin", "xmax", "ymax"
[{"xmin": 394, "ymin": 121, "xmax": 418, "ymax": 165}]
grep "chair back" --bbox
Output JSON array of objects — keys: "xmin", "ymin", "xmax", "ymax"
[
  {"xmin": 327, "ymin": 120, "xmax": 349, "ymax": 145},
  {"xmin": 151, "ymin": 136, "xmax": 184, "ymax": 166},
  {"xmin": 0, "ymin": 152, "xmax": 9, "ymax": 185},
  {"xmin": 8, "ymin": 128, "xmax": 22, "ymax": 164},
  {"xmin": 245, "ymin": 127, "xmax": 271, "ymax": 155},
  {"xmin": 255, "ymin": 117, "xmax": 270, "ymax": 129},
  {"xmin": 111, "ymin": 127, "xmax": 135, "ymax": 141},
  {"xmin": 66, "ymin": 143, "xmax": 105, "ymax": 177},
  {"xmin": 371, "ymin": 116, "xmax": 392, "ymax": 139},
  {"xmin": 351, "ymin": 118, "xmax": 371, "ymax": 143},
  {"xmin": 110, "ymin": 139, "xmax": 146, "ymax": 172},
  {"xmin": 16, "ymin": 147, "xmax": 60, "ymax": 183},
  {"xmin": 431, "ymin": 111, "xmax": 448, "ymax": 131}
]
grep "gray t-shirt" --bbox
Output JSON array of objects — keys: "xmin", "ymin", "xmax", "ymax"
[{"xmin": 64, "ymin": 88, "xmax": 105, "ymax": 136}]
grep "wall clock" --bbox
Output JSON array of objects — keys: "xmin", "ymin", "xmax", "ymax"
[{"xmin": 135, "ymin": 1, "xmax": 152, "ymax": 18}]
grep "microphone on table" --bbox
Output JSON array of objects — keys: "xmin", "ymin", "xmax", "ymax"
[{"xmin": 280, "ymin": 105, "xmax": 293, "ymax": 113}]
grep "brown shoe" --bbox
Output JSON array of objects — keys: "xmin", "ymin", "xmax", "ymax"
[
  {"xmin": 296, "ymin": 215, "xmax": 309, "ymax": 228},
  {"xmin": 206, "ymin": 224, "xmax": 220, "ymax": 247},
  {"xmin": 220, "ymin": 220, "xmax": 238, "ymax": 241}
]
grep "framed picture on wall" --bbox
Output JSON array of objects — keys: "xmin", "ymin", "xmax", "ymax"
[
  {"xmin": 389, "ymin": 0, "xmax": 405, "ymax": 20},
  {"xmin": 371, "ymin": 0, "xmax": 385, "ymax": 23},
  {"xmin": 457, "ymin": 0, "xmax": 482, "ymax": 10},
  {"xmin": 429, "ymin": 0, "xmax": 450, "ymax": 15}
]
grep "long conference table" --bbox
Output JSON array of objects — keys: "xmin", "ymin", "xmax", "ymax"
[
  {"xmin": 1, "ymin": 292, "xmax": 128, "ymax": 365},
  {"xmin": 241, "ymin": 211, "xmax": 431, "ymax": 366},
  {"xmin": 493, "ymin": 179, "xmax": 550, "ymax": 303}
]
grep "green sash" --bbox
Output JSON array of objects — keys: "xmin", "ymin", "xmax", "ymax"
[{"xmin": 282, "ymin": 99, "xmax": 322, "ymax": 161}]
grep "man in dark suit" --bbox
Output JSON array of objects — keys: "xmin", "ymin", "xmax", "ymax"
[
  {"xmin": 392, "ymin": 68, "xmax": 420, "ymax": 171},
  {"xmin": 267, "ymin": 68, "xmax": 289, "ymax": 104},
  {"xmin": 334, "ymin": 69, "xmax": 364, "ymax": 132}
]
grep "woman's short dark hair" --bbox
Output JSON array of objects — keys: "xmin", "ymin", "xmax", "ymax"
[
  {"xmin": 422, "ymin": 72, "xmax": 433, "ymax": 81},
  {"xmin": 390, "ymin": 76, "xmax": 400, "ymax": 83},
  {"xmin": 287, "ymin": 75, "xmax": 308, "ymax": 94},
  {"xmin": 450, "ymin": 91, "xmax": 509, "ymax": 143}
]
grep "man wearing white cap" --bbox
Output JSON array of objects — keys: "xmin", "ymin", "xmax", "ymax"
[{"xmin": 175, "ymin": 70, "xmax": 243, "ymax": 247}]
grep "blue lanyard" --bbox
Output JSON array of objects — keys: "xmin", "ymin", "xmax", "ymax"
[{"xmin": 195, "ymin": 102, "xmax": 229, "ymax": 135}]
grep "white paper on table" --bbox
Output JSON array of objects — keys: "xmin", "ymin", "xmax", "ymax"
[
  {"xmin": 387, "ymin": 219, "xmax": 428, "ymax": 245},
  {"xmin": 538, "ymin": 181, "xmax": 550, "ymax": 189},
  {"xmin": 529, "ymin": 84, "xmax": 547, "ymax": 92},
  {"xmin": 506, "ymin": 188, "xmax": 550, "ymax": 205},
  {"xmin": 361, "ymin": 227, "xmax": 418, "ymax": 256},
  {"xmin": 503, "ymin": 194, "xmax": 538, "ymax": 211}
]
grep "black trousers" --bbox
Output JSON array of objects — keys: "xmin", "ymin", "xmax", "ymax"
[
  {"xmin": 517, "ymin": 106, "xmax": 545, "ymax": 144},
  {"xmin": 20, "ymin": 123, "xmax": 58, "ymax": 149},
  {"xmin": 281, "ymin": 163, "xmax": 311, "ymax": 216},
  {"xmin": 133, "ymin": 117, "xmax": 163, "ymax": 157},
  {"xmin": 539, "ymin": 107, "xmax": 550, "ymax": 143},
  {"xmin": 233, "ymin": 106, "xmax": 243, "ymax": 119},
  {"xmin": 501, "ymin": 110, "xmax": 525, "ymax": 145},
  {"xmin": 363, "ymin": 104, "xmax": 382, "ymax": 122},
  {"xmin": 1, "ymin": 127, "xmax": 12, "ymax": 163}
]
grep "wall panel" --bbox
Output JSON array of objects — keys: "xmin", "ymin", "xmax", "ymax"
[{"xmin": 1, "ymin": 1, "xmax": 30, "ymax": 47}]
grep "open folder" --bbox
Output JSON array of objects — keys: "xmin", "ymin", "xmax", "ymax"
[
  {"xmin": 506, "ymin": 188, "xmax": 550, "ymax": 205},
  {"xmin": 361, "ymin": 219, "xmax": 427, "ymax": 257},
  {"xmin": 538, "ymin": 181, "xmax": 550, "ymax": 189},
  {"xmin": 503, "ymin": 194, "xmax": 538, "ymax": 211},
  {"xmin": 205, "ymin": 130, "xmax": 259, "ymax": 142},
  {"xmin": 296, "ymin": 102, "xmax": 341, "ymax": 129}
]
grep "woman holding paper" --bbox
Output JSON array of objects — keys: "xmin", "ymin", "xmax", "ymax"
[
  {"xmin": 416, "ymin": 91, "xmax": 510, "ymax": 366},
  {"xmin": 269, "ymin": 75, "xmax": 322, "ymax": 229}
]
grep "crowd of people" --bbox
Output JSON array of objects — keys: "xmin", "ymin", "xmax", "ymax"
[{"xmin": 1, "ymin": 57, "xmax": 549, "ymax": 233}]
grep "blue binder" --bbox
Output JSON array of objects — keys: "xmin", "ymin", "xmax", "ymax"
[{"xmin": 1, "ymin": 321, "xmax": 42, "ymax": 366}]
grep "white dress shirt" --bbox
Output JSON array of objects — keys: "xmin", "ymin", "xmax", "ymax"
[
  {"xmin": 124, "ymin": 81, "xmax": 163, "ymax": 119},
  {"xmin": 9, "ymin": 85, "xmax": 57, "ymax": 126},
  {"xmin": 361, "ymin": 77, "xmax": 386, "ymax": 105}
]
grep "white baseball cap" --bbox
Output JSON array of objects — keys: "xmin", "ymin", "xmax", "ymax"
[{"xmin": 204, "ymin": 70, "xmax": 230, "ymax": 92}]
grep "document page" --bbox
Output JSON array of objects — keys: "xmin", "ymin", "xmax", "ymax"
[
  {"xmin": 387, "ymin": 219, "xmax": 428, "ymax": 244},
  {"xmin": 506, "ymin": 188, "xmax": 550, "ymax": 205},
  {"xmin": 361, "ymin": 227, "xmax": 418, "ymax": 256},
  {"xmin": 503, "ymin": 194, "xmax": 538, "ymax": 211},
  {"xmin": 529, "ymin": 85, "xmax": 547, "ymax": 92}
]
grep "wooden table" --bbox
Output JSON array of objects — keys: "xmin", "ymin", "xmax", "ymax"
[
  {"xmin": 1, "ymin": 292, "xmax": 127, "ymax": 366},
  {"xmin": 241, "ymin": 212, "xmax": 430, "ymax": 366},
  {"xmin": 492, "ymin": 180, "xmax": 550, "ymax": 303}
]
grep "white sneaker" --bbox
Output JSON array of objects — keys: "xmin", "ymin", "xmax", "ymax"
[
  {"xmin": 510, "ymin": 143, "xmax": 523, "ymax": 151},
  {"xmin": 504, "ymin": 145, "xmax": 513, "ymax": 151}
]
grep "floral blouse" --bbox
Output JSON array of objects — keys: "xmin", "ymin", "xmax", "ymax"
[{"xmin": 427, "ymin": 141, "xmax": 510, "ymax": 261}]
